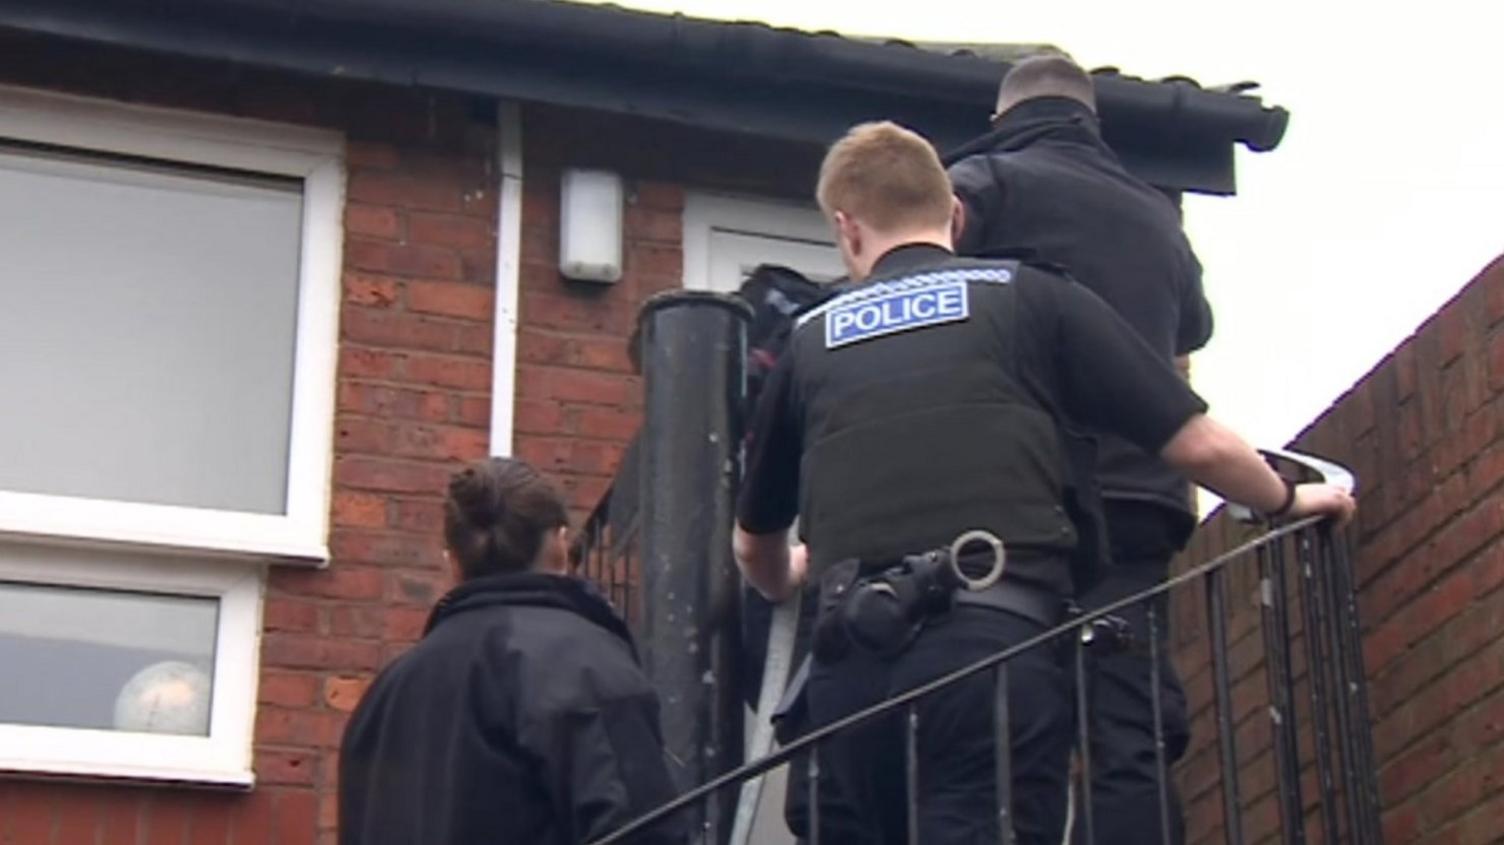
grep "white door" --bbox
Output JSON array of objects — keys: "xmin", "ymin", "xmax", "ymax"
[{"xmin": 683, "ymin": 193, "xmax": 846, "ymax": 294}]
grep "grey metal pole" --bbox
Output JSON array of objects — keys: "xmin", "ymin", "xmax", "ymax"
[{"xmin": 636, "ymin": 290, "xmax": 752, "ymax": 844}]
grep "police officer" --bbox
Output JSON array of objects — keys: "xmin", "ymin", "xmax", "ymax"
[
  {"xmin": 946, "ymin": 54, "xmax": 1215, "ymax": 844},
  {"xmin": 733, "ymin": 121, "xmax": 1354, "ymax": 844}
]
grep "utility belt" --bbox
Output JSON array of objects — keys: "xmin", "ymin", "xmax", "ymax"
[
  {"xmin": 810, "ymin": 530, "xmax": 1065, "ymax": 664},
  {"xmin": 771, "ymin": 531, "xmax": 1134, "ymax": 744},
  {"xmin": 954, "ymin": 580, "xmax": 1066, "ymax": 625}
]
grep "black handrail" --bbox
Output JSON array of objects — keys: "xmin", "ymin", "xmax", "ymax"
[
  {"xmin": 566, "ymin": 281, "xmax": 1379, "ymax": 845},
  {"xmin": 581, "ymin": 448, "xmax": 1384, "ymax": 845},
  {"xmin": 590, "ymin": 512, "xmax": 1325, "ymax": 844},
  {"xmin": 572, "ymin": 436, "xmax": 641, "ymax": 622}
]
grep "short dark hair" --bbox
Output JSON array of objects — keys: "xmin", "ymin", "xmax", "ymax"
[
  {"xmin": 443, "ymin": 457, "xmax": 569, "ymax": 579},
  {"xmin": 995, "ymin": 54, "xmax": 1096, "ymax": 118}
]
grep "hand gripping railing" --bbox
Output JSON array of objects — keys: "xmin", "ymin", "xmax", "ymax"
[{"xmin": 586, "ymin": 449, "xmax": 1384, "ymax": 845}]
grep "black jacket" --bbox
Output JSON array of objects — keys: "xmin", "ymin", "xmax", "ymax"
[
  {"xmin": 339, "ymin": 573, "xmax": 684, "ymax": 845},
  {"xmin": 947, "ymin": 97, "xmax": 1212, "ymax": 543}
]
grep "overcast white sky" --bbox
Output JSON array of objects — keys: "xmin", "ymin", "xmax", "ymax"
[{"xmin": 595, "ymin": 0, "xmax": 1504, "ymax": 454}]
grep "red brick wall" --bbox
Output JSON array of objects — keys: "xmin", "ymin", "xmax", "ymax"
[
  {"xmin": 0, "ymin": 34, "xmax": 497, "ymax": 845},
  {"xmin": 0, "ymin": 35, "xmax": 821, "ymax": 845},
  {"xmin": 1170, "ymin": 254, "xmax": 1504, "ymax": 844},
  {"xmin": 509, "ymin": 103, "xmax": 818, "ymax": 526},
  {"xmin": 509, "ymin": 124, "xmax": 673, "ymax": 525}
]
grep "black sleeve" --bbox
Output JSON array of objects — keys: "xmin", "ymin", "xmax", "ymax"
[
  {"xmin": 948, "ymin": 155, "xmax": 1002, "ymax": 256},
  {"xmin": 1040, "ymin": 278, "xmax": 1209, "ymax": 453},
  {"xmin": 1175, "ymin": 247, "xmax": 1214, "ymax": 355},
  {"xmin": 736, "ymin": 351, "xmax": 801, "ymax": 534}
]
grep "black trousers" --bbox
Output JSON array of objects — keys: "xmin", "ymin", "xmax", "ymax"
[
  {"xmin": 805, "ymin": 605, "xmax": 1071, "ymax": 844},
  {"xmin": 1072, "ymin": 510, "xmax": 1191, "ymax": 845}
]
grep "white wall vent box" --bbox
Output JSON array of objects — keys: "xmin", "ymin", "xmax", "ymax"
[{"xmin": 559, "ymin": 168, "xmax": 624, "ymax": 284}]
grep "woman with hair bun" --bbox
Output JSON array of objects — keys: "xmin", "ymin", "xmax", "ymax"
[{"xmin": 339, "ymin": 457, "xmax": 684, "ymax": 844}]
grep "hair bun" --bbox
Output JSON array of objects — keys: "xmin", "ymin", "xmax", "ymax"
[
  {"xmin": 449, "ymin": 465, "xmax": 505, "ymax": 526},
  {"xmin": 443, "ymin": 457, "xmax": 568, "ymax": 578}
]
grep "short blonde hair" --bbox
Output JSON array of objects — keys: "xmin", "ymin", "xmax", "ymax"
[{"xmin": 815, "ymin": 121, "xmax": 953, "ymax": 234}]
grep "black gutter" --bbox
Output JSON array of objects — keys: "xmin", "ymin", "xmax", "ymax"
[
  {"xmin": 0, "ymin": 0, "xmax": 1288, "ymax": 193},
  {"xmin": 188, "ymin": 0, "xmax": 1289, "ymax": 153}
]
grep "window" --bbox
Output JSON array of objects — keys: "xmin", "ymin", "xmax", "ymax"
[
  {"xmin": 681, "ymin": 192, "xmax": 846, "ymax": 294},
  {"xmin": 0, "ymin": 544, "xmax": 260, "ymax": 784},
  {"xmin": 0, "ymin": 85, "xmax": 342, "ymax": 560},
  {"xmin": 0, "ymin": 85, "xmax": 343, "ymax": 783}
]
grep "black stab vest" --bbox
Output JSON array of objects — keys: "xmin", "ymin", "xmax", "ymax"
[{"xmin": 788, "ymin": 258, "xmax": 1081, "ymax": 594}]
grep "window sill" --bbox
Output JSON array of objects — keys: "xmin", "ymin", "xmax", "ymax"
[
  {"xmin": 0, "ymin": 757, "xmax": 255, "ymax": 790},
  {"xmin": 0, "ymin": 510, "xmax": 329, "ymax": 568}
]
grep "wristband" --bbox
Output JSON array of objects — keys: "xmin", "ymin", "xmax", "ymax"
[{"xmin": 1267, "ymin": 478, "xmax": 1297, "ymax": 519}]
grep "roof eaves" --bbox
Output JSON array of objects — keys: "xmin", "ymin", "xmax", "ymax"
[{"xmin": 0, "ymin": 0, "xmax": 1290, "ymax": 186}]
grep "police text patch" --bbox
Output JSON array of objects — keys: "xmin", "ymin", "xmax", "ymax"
[{"xmin": 825, "ymin": 281, "xmax": 969, "ymax": 348}]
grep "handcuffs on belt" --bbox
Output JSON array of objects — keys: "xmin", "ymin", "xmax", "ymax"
[
  {"xmin": 813, "ymin": 530, "xmax": 1009, "ymax": 661},
  {"xmin": 773, "ymin": 530, "xmax": 1138, "ymax": 745},
  {"xmin": 811, "ymin": 530, "xmax": 1141, "ymax": 662}
]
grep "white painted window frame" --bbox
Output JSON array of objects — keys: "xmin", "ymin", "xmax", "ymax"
[
  {"xmin": 681, "ymin": 192, "xmax": 837, "ymax": 292},
  {"xmin": 0, "ymin": 85, "xmax": 344, "ymax": 564},
  {"xmin": 0, "ymin": 544, "xmax": 263, "ymax": 786}
]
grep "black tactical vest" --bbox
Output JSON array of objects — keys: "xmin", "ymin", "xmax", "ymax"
[{"xmin": 786, "ymin": 257, "xmax": 1080, "ymax": 594}]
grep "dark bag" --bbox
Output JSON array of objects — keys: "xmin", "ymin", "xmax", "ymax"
[{"xmin": 736, "ymin": 264, "xmax": 838, "ymax": 424}]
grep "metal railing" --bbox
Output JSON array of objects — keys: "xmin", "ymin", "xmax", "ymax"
[
  {"xmin": 571, "ymin": 292, "xmax": 1383, "ymax": 844},
  {"xmin": 576, "ymin": 291, "xmax": 751, "ymax": 839},
  {"xmin": 573, "ymin": 436, "xmax": 642, "ymax": 625},
  {"xmin": 575, "ymin": 449, "xmax": 1381, "ymax": 845}
]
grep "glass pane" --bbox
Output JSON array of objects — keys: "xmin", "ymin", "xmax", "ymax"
[
  {"xmin": 0, "ymin": 144, "xmax": 302, "ymax": 514},
  {"xmin": 0, "ymin": 580, "xmax": 218, "ymax": 735}
]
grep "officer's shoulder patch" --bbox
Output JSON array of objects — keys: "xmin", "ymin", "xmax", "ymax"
[{"xmin": 796, "ymin": 267, "xmax": 1014, "ymax": 349}]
